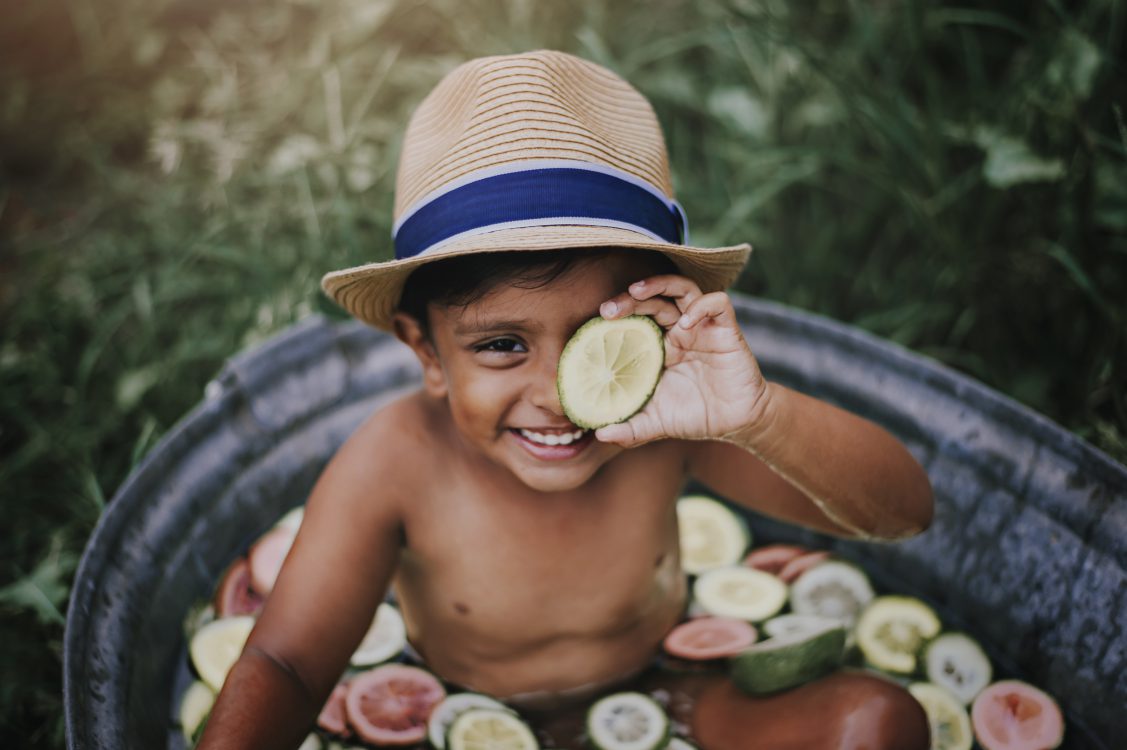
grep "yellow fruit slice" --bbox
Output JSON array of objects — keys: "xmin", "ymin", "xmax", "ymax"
[
  {"xmin": 908, "ymin": 682, "xmax": 973, "ymax": 750},
  {"xmin": 189, "ymin": 615, "xmax": 255, "ymax": 692},
  {"xmin": 676, "ymin": 495, "xmax": 751, "ymax": 575},
  {"xmin": 693, "ymin": 566, "xmax": 787, "ymax": 622},
  {"xmin": 557, "ymin": 316, "xmax": 664, "ymax": 429},
  {"xmin": 447, "ymin": 708, "xmax": 539, "ymax": 750}
]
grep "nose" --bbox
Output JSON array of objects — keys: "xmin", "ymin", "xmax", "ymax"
[{"xmin": 528, "ymin": 349, "xmax": 565, "ymax": 416}]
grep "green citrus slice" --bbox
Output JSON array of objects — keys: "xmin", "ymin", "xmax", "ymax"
[
  {"xmin": 447, "ymin": 708, "xmax": 539, "ymax": 750},
  {"xmin": 908, "ymin": 682, "xmax": 973, "ymax": 750},
  {"xmin": 189, "ymin": 615, "xmax": 255, "ymax": 692},
  {"xmin": 557, "ymin": 315, "xmax": 664, "ymax": 430},
  {"xmin": 586, "ymin": 692, "xmax": 670, "ymax": 750},
  {"xmin": 349, "ymin": 602, "xmax": 407, "ymax": 667},
  {"xmin": 693, "ymin": 566, "xmax": 787, "ymax": 622},
  {"xmin": 676, "ymin": 495, "xmax": 751, "ymax": 575},
  {"xmin": 429, "ymin": 693, "xmax": 512, "ymax": 750},
  {"xmin": 855, "ymin": 596, "xmax": 941, "ymax": 674},
  {"xmin": 178, "ymin": 679, "xmax": 215, "ymax": 742}
]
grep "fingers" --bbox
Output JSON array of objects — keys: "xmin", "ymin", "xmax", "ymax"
[
  {"xmin": 676, "ymin": 292, "xmax": 736, "ymax": 331},
  {"xmin": 595, "ymin": 409, "xmax": 663, "ymax": 447},
  {"xmin": 601, "ymin": 274, "xmax": 705, "ymax": 327}
]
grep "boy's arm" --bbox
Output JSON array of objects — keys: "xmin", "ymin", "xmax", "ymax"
[
  {"xmin": 596, "ymin": 276, "xmax": 932, "ymax": 540},
  {"xmin": 197, "ymin": 416, "xmax": 405, "ymax": 749}
]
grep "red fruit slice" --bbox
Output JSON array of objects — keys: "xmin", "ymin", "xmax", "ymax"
[
  {"xmin": 743, "ymin": 544, "xmax": 809, "ymax": 576},
  {"xmin": 663, "ymin": 616, "xmax": 758, "ymax": 660},
  {"xmin": 214, "ymin": 558, "xmax": 264, "ymax": 617},
  {"xmin": 971, "ymin": 680, "xmax": 1064, "ymax": 750},
  {"xmin": 778, "ymin": 550, "xmax": 832, "ymax": 584},
  {"xmin": 317, "ymin": 683, "xmax": 352, "ymax": 737},
  {"xmin": 248, "ymin": 527, "xmax": 295, "ymax": 596},
  {"xmin": 345, "ymin": 664, "xmax": 446, "ymax": 746}
]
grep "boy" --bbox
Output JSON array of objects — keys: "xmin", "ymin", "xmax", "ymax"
[{"xmin": 199, "ymin": 51, "xmax": 933, "ymax": 749}]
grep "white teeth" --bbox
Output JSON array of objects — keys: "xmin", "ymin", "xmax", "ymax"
[{"xmin": 519, "ymin": 428, "xmax": 586, "ymax": 446}]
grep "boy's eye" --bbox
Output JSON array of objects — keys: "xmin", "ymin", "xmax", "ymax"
[{"xmin": 474, "ymin": 338, "xmax": 527, "ymax": 354}]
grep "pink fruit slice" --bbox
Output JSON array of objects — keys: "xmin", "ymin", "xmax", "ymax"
[
  {"xmin": 317, "ymin": 683, "xmax": 352, "ymax": 737},
  {"xmin": 663, "ymin": 616, "xmax": 758, "ymax": 660},
  {"xmin": 214, "ymin": 558, "xmax": 264, "ymax": 617},
  {"xmin": 778, "ymin": 550, "xmax": 831, "ymax": 584},
  {"xmin": 971, "ymin": 680, "xmax": 1064, "ymax": 750},
  {"xmin": 345, "ymin": 664, "xmax": 446, "ymax": 746},
  {"xmin": 743, "ymin": 544, "xmax": 809, "ymax": 576},
  {"xmin": 248, "ymin": 527, "xmax": 295, "ymax": 596}
]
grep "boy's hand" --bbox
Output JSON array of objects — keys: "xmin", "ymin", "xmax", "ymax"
[{"xmin": 594, "ymin": 275, "xmax": 768, "ymax": 447}]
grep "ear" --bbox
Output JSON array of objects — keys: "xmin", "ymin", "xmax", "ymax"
[{"xmin": 392, "ymin": 311, "xmax": 448, "ymax": 399}]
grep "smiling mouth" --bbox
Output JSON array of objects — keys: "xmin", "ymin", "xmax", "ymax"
[{"xmin": 517, "ymin": 427, "xmax": 588, "ymax": 446}]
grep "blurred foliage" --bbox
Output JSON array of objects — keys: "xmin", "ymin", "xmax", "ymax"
[{"xmin": 1, "ymin": 0, "xmax": 1125, "ymax": 744}]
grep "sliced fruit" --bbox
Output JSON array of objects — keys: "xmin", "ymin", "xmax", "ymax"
[
  {"xmin": 586, "ymin": 692, "xmax": 670, "ymax": 750},
  {"xmin": 693, "ymin": 566, "xmax": 786, "ymax": 622},
  {"xmin": 908, "ymin": 682, "xmax": 973, "ymax": 750},
  {"xmin": 189, "ymin": 615, "xmax": 255, "ymax": 692},
  {"xmin": 178, "ymin": 680, "xmax": 215, "ymax": 742},
  {"xmin": 971, "ymin": 680, "xmax": 1064, "ymax": 750},
  {"xmin": 317, "ymin": 682, "xmax": 351, "ymax": 737},
  {"xmin": 676, "ymin": 496, "xmax": 751, "ymax": 575},
  {"xmin": 742, "ymin": 544, "xmax": 808, "ymax": 576},
  {"xmin": 789, "ymin": 560, "xmax": 874, "ymax": 625},
  {"xmin": 761, "ymin": 613, "xmax": 842, "ymax": 641},
  {"xmin": 447, "ymin": 707, "xmax": 539, "ymax": 750},
  {"xmin": 277, "ymin": 505, "xmax": 305, "ymax": 533},
  {"xmin": 666, "ymin": 739, "xmax": 698, "ymax": 750},
  {"xmin": 924, "ymin": 632, "xmax": 993, "ymax": 705},
  {"xmin": 730, "ymin": 621, "xmax": 847, "ymax": 695},
  {"xmin": 662, "ymin": 616, "xmax": 757, "ymax": 660},
  {"xmin": 350, "ymin": 602, "xmax": 407, "ymax": 668},
  {"xmin": 344, "ymin": 664, "xmax": 446, "ymax": 746},
  {"xmin": 429, "ymin": 692, "xmax": 510, "ymax": 750},
  {"xmin": 777, "ymin": 550, "xmax": 831, "ymax": 584},
  {"xmin": 557, "ymin": 315, "xmax": 664, "ymax": 430},
  {"xmin": 183, "ymin": 601, "xmax": 216, "ymax": 640},
  {"xmin": 248, "ymin": 526, "xmax": 296, "ymax": 596},
  {"xmin": 855, "ymin": 596, "xmax": 940, "ymax": 674},
  {"xmin": 297, "ymin": 735, "xmax": 323, "ymax": 750},
  {"xmin": 214, "ymin": 557, "xmax": 265, "ymax": 618}
]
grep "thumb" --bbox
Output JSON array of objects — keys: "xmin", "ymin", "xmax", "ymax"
[{"xmin": 594, "ymin": 409, "xmax": 663, "ymax": 447}]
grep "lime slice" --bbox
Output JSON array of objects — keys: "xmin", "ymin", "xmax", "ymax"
[
  {"xmin": 429, "ymin": 693, "xmax": 511, "ymax": 749},
  {"xmin": 350, "ymin": 602, "xmax": 407, "ymax": 667},
  {"xmin": 557, "ymin": 315, "xmax": 664, "ymax": 429},
  {"xmin": 693, "ymin": 566, "xmax": 787, "ymax": 622},
  {"xmin": 908, "ymin": 682, "xmax": 973, "ymax": 750},
  {"xmin": 730, "ymin": 621, "xmax": 847, "ymax": 695},
  {"xmin": 586, "ymin": 692, "xmax": 670, "ymax": 750},
  {"xmin": 178, "ymin": 680, "xmax": 215, "ymax": 742},
  {"xmin": 855, "ymin": 596, "xmax": 940, "ymax": 674},
  {"xmin": 276, "ymin": 506, "xmax": 305, "ymax": 533},
  {"xmin": 676, "ymin": 495, "xmax": 751, "ymax": 575},
  {"xmin": 788, "ymin": 560, "xmax": 874, "ymax": 625},
  {"xmin": 447, "ymin": 708, "xmax": 539, "ymax": 750},
  {"xmin": 923, "ymin": 632, "xmax": 992, "ymax": 705},
  {"xmin": 189, "ymin": 615, "xmax": 255, "ymax": 692}
]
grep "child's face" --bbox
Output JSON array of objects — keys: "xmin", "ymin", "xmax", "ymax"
[{"xmin": 413, "ymin": 253, "xmax": 658, "ymax": 493}]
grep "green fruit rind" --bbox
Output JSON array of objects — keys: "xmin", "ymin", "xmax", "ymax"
[
  {"xmin": 729, "ymin": 623, "xmax": 847, "ymax": 695},
  {"xmin": 557, "ymin": 315, "xmax": 664, "ymax": 430},
  {"xmin": 585, "ymin": 692, "xmax": 670, "ymax": 750}
]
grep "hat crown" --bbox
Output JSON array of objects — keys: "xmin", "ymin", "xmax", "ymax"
[{"xmin": 394, "ymin": 50, "xmax": 674, "ymax": 218}]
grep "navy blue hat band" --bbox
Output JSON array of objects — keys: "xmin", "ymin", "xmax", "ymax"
[{"xmin": 392, "ymin": 162, "xmax": 688, "ymax": 260}]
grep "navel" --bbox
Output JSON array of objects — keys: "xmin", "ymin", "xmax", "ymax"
[{"xmin": 454, "ymin": 601, "xmax": 471, "ymax": 615}]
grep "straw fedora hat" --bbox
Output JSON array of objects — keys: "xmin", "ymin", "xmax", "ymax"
[{"xmin": 321, "ymin": 49, "xmax": 751, "ymax": 330}]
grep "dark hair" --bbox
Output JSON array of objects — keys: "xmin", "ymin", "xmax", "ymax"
[{"xmin": 398, "ymin": 247, "xmax": 676, "ymax": 336}]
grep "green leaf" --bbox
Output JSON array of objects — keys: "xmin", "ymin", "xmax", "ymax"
[
  {"xmin": 0, "ymin": 537, "xmax": 77, "ymax": 627},
  {"xmin": 974, "ymin": 127, "xmax": 1066, "ymax": 188}
]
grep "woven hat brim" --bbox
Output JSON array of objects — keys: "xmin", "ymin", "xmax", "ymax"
[{"xmin": 321, "ymin": 225, "xmax": 751, "ymax": 330}]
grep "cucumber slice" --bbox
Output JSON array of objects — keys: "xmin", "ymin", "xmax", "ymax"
[
  {"xmin": 693, "ymin": 566, "xmax": 786, "ymax": 622},
  {"xmin": 557, "ymin": 315, "xmax": 664, "ymax": 430},
  {"xmin": 788, "ymin": 560, "xmax": 874, "ymax": 625},
  {"xmin": 189, "ymin": 615, "xmax": 255, "ymax": 692},
  {"xmin": 676, "ymin": 496, "xmax": 751, "ymax": 575},
  {"xmin": 447, "ymin": 708, "xmax": 539, "ymax": 750},
  {"xmin": 907, "ymin": 682, "xmax": 973, "ymax": 750},
  {"xmin": 429, "ymin": 693, "xmax": 511, "ymax": 749},
  {"xmin": 855, "ymin": 596, "xmax": 940, "ymax": 674},
  {"xmin": 762, "ymin": 613, "xmax": 842, "ymax": 640},
  {"xmin": 350, "ymin": 602, "xmax": 407, "ymax": 667},
  {"xmin": 923, "ymin": 632, "xmax": 992, "ymax": 705},
  {"xmin": 585, "ymin": 692, "xmax": 670, "ymax": 750},
  {"xmin": 178, "ymin": 680, "xmax": 215, "ymax": 742},
  {"xmin": 730, "ymin": 621, "xmax": 847, "ymax": 695}
]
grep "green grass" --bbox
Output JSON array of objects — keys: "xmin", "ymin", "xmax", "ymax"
[{"xmin": 1, "ymin": 0, "xmax": 1124, "ymax": 744}]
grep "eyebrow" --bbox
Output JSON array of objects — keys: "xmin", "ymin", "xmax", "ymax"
[{"xmin": 452, "ymin": 319, "xmax": 541, "ymax": 336}]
